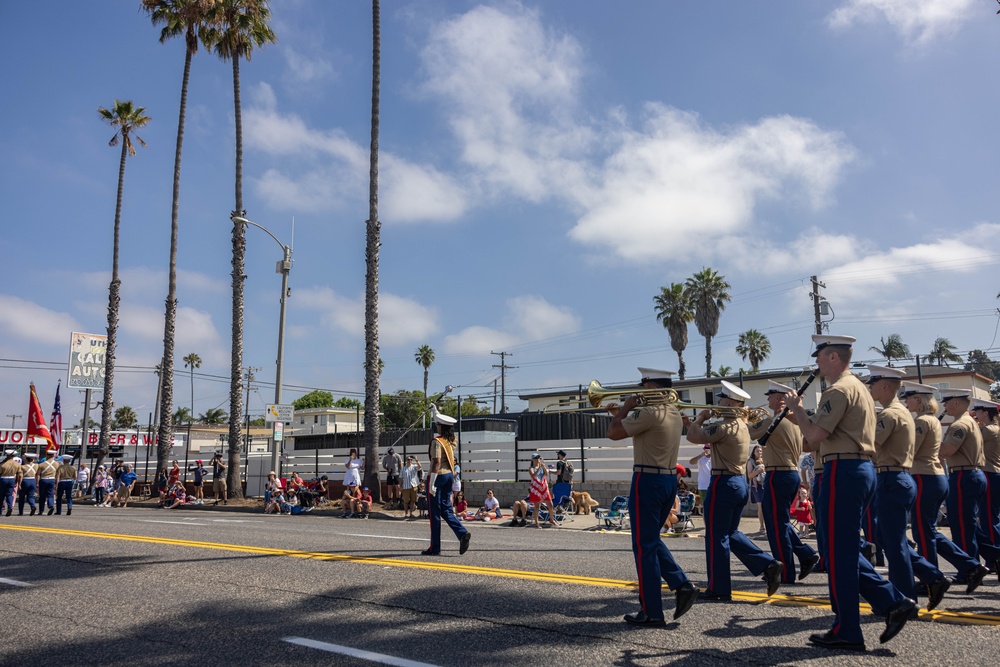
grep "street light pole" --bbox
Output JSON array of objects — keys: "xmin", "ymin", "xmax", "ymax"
[{"xmin": 230, "ymin": 214, "xmax": 293, "ymax": 477}]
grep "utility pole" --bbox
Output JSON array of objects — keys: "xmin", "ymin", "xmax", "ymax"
[
  {"xmin": 491, "ymin": 351, "xmax": 516, "ymax": 413},
  {"xmin": 6, "ymin": 414, "xmax": 22, "ymax": 429},
  {"xmin": 243, "ymin": 367, "xmax": 260, "ymax": 453},
  {"xmin": 493, "ymin": 378, "xmax": 498, "ymax": 414},
  {"xmin": 810, "ymin": 275, "xmax": 827, "ymax": 335}
]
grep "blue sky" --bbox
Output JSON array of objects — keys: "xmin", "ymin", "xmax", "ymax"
[{"xmin": 1, "ymin": 0, "xmax": 999, "ymax": 426}]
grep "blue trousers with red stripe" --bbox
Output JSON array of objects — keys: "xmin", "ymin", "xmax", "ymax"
[
  {"xmin": 946, "ymin": 470, "xmax": 1000, "ymax": 565},
  {"xmin": 426, "ymin": 472, "xmax": 467, "ymax": 553},
  {"xmin": 875, "ymin": 471, "xmax": 944, "ymax": 599},
  {"xmin": 704, "ymin": 474, "xmax": 775, "ymax": 597},
  {"xmin": 762, "ymin": 470, "xmax": 816, "ymax": 583},
  {"xmin": 911, "ymin": 473, "xmax": 979, "ymax": 577},
  {"xmin": 978, "ymin": 472, "xmax": 1000, "ymax": 548},
  {"xmin": 861, "ymin": 493, "xmax": 883, "ymax": 563},
  {"xmin": 819, "ymin": 459, "xmax": 904, "ymax": 645},
  {"xmin": 627, "ymin": 471, "xmax": 689, "ymax": 620}
]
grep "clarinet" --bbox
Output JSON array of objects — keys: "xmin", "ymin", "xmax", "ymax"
[{"xmin": 757, "ymin": 368, "xmax": 820, "ymax": 447}]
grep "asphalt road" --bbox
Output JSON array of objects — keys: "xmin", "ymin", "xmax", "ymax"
[{"xmin": 1, "ymin": 505, "xmax": 998, "ymax": 666}]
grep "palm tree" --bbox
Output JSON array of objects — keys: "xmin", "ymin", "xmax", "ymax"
[
  {"xmin": 198, "ymin": 407, "xmax": 227, "ymax": 424},
  {"xmin": 183, "ymin": 353, "xmax": 202, "ymax": 417},
  {"xmin": 415, "ymin": 345, "xmax": 435, "ymax": 406},
  {"xmin": 142, "ymin": 0, "xmax": 217, "ymax": 478},
  {"xmin": 95, "ymin": 100, "xmax": 150, "ymax": 476},
  {"xmin": 685, "ymin": 268, "xmax": 732, "ymax": 378},
  {"xmin": 926, "ymin": 337, "xmax": 962, "ymax": 366},
  {"xmin": 173, "ymin": 406, "xmax": 193, "ymax": 424},
  {"xmin": 203, "ymin": 0, "xmax": 276, "ymax": 498},
  {"xmin": 113, "ymin": 406, "xmax": 139, "ymax": 431},
  {"xmin": 715, "ymin": 365, "xmax": 733, "ymax": 377},
  {"xmin": 653, "ymin": 283, "xmax": 694, "ymax": 380},
  {"xmin": 736, "ymin": 329, "xmax": 771, "ymax": 374},
  {"xmin": 363, "ymin": 0, "xmax": 383, "ymax": 501},
  {"xmin": 869, "ymin": 334, "xmax": 911, "ymax": 366}
]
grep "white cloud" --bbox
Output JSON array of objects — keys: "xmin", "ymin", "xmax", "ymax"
[
  {"xmin": 444, "ymin": 295, "xmax": 581, "ymax": 355},
  {"xmin": 281, "ymin": 47, "xmax": 336, "ymax": 86},
  {"xmin": 444, "ymin": 325, "xmax": 520, "ymax": 356},
  {"xmin": 0, "ymin": 295, "xmax": 80, "ymax": 346},
  {"xmin": 297, "ymin": 287, "xmax": 440, "ymax": 347},
  {"xmin": 569, "ymin": 108, "xmax": 855, "ymax": 263},
  {"xmin": 247, "ymin": 84, "xmax": 468, "ymax": 222},
  {"xmin": 828, "ymin": 0, "xmax": 977, "ymax": 44},
  {"xmin": 732, "ymin": 228, "xmax": 870, "ymax": 276}
]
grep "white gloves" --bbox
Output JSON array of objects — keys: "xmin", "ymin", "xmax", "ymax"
[{"xmin": 428, "ymin": 473, "xmax": 438, "ymax": 497}]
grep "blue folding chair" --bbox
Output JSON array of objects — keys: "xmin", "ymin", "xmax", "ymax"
[{"xmin": 595, "ymin": 495, "xmax": 629, "ymax": 529}]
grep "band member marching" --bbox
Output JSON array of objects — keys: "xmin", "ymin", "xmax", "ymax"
[
  {"xmin": 749, "ymin": 381, "xmax": 820, "ymax": 585},
  {"xmin": 607, "ymin": 368, "xmax": 697, "ymax": 627},
  {"xmin": 422, "ymin": 410, "xmax": 471, "ymax": 557},
  {"xmin": 784, "ymin": 335, "xmax": 915, "ymax": 651},
  {"xmin": 0, "ymin": 450, "xmax": 22, "ymax": 517},
  {"xmin": 865, "ymin": 365, "xmax": 951, "ymax": 610},
  {"xmin": 970, "ymin": 398, "xmax": 1000, "ymax": 552},
  {"xmin": 685, "ymin": 380, "xmax": 783, "ymax": 602}
]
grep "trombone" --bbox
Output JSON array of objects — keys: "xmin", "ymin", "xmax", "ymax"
[{"xmin": 543, "ymin": 380, "xmax": 769, "ymax": 422}]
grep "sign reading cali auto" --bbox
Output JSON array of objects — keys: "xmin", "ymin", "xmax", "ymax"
[
  {"xmin": 68, "ymin": 332, "xmax": 108, "ymax": 388},
  {"xmin": 265, "ymin": 404, "xmax": 294, "ymax": 423}
]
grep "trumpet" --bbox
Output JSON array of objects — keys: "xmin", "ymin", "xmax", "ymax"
[{"xmin": 543, "ymin": 380, "xmax": 769, "ymax": 422}]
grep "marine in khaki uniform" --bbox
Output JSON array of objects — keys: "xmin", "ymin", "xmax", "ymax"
[
  {"xmin": 748, "ymin": 381, "xmax": 819, "ymax": 584},
  {"xmin": 902, "ymin": 382, "xmax": 984, "ymax": 587},
  {"xmin": 18, "ymin": 452, "xmax": 38, "ymax": 516},
  {"xmin": 785, "ymin": 335, "xmax": 914, "ymax": 652},
  {"xmin": 939, "ymin": 389, "xmax": 1000, "ymax": 570},
  {"xmin": 55, "ymin": 455, "xmax": 77, "ymax": 515},
  {"xmin": 970, "ymin": 398, "xmax": 1000, "ymax": 555},
  {"xmin": 608, "ymin": 368, "xmax": 697, "ymax": 627},
  {"xmin": 0, "ymin": 450, "xmax": 23, "ymax": 517},
  {"xmin": 36, "ymin": 450, "xmax": 61, "ymax": 516},
  {"xmin": 865, "ymin": 365, "xmax": 951, "ymax": 608},
  {"xmin": 686, "ymin": 380, "xmax": 782, "ymax": 602}
]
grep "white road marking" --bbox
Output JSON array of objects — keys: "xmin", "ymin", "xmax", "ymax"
[
  {"xmin": 137, "ymin": 520, "xmax": 208, "ymax": 526},
  {"xmin": 283, "ymin": 637, "xmax": 440, "ymax": 667},
  {"xmin": 209, "ymin": 519, "xmax": 264, "ymax": 523},
  {"xmin": 0, "ymin": 578, "xmax": 35, "ymax": 587},
  {"xmin": 336, "ymin": 532, "xmax": 426, "ymax": 542}
]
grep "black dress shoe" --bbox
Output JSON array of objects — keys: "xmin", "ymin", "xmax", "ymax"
[
  {"xmin": 697, "ymin": 590, "xmax": 732, "ymax": 602},
  {"xmin": 420, "ymin": 548, "xmax": 440, "ymax": 556},
  {"xmin": 673, "ymin": 582, "xmax": 698, "ymax": 620},
  {"xmin": 66, "ymin": 509, "xmax": 71, "ymax": 516},
  {"xmin": 47, "ymin": 508, "xmax": 54, "ymax": 516},
  {"xmin": 809, "ymin": 631, "xmax": 866, "ymax": 652},
  {"xmin": 926, "ymin": 577, "xmax": 950, "ymax": 611},
  {"xmin": 763, "ymin": 560, "xmax": 783, "ymax": 597},
  {"xmin": 965, "ymin": 565, "xmax": 990, "ymax": 594},
  {"xmin": 623, "ymin": 611, "xmax": 666, "ymax": 628},
  {"xmin": 5, "ymin": 508, "xmax": 10, "ymax": 517},
  {"xmin": 29, "ymin": 508, "xmax": 36, "ymax": 516},
  {"xmin": 880, "ymin": 598, "xmax": 917, "ymax": 644},
  {"xmin": 799, "ymin": 553, "xmax": 820, "ymax": 581},
  {"xmin": 994, "ymin": 559, "xmax": 1000, "ymax": 584},
  {"xmin": 459, "ymin": 533, "xmax": 471, "ymax": 555}
]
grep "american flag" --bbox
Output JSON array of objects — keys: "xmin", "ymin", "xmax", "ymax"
[{"xmin": 49, "ymin": 382, "xmax": 63, "ymax": 449}]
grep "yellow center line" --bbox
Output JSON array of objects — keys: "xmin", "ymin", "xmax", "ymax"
[{"xmin": 3, "ymin": 524, "xmax": 998, "ymax": 626}]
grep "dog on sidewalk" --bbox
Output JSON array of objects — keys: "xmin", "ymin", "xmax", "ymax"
[{"xmin": 571, "ymin": 490, "xmax": 599, "ymax": 515}]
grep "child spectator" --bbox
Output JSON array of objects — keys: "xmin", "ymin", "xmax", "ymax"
[
  {"xmin": 164, "ymin": 482, "xmax": 187, "ymax": 509},
  {"xmin": 354, "ymin": 486, "xmax": 373, "ymax": 518},
  {"xmin": 265, "ymin": 490, "xmax": 285, "ymax": 514},
  {"xmin": 94, "ymin": 465, "xmax": 109, "ymax": 507},
  {"xmin": 790, "ymin": 486, "xmax": 814, "ymax": 536},
  {"xmin": 401, "ymin": 456, "xmax": 422, "ymax": 519},
  {"xmin": 454, "ymin": 491, "xmax": 470, "ymax": 520},
  {"xmin": 342, "ymin": 483, "xmax": 361, "ymax": 518},
  {"xmin": 416, "ymin": 482, "xmax": 428, "ymax": 518}
]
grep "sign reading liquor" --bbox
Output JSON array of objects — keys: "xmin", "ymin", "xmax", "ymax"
[{"xmin": 68, "ymin": 332, "xmax": 108, "ymax": 388}]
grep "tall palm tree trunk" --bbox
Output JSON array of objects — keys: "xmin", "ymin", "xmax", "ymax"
[
  {"xmin": 228, "ymin": 54, "xmax": 246, "ymax": 499},
  {"xmin": 97, "ymin": 141, "xmax": 129, "ymax": 472},
  {"xmin": 157, "ymin": 43, "xmax": 193, "ymax": 477},
  {"xmin": 676, "ymin": 353, "xmax": 686, "ymax": 381},
  {"xmin": 363, "ymin": 0, "xmax": 382, "ymax": 502},
  {"xmin": 705, "ymin": 337, "xmax": 713, "ymax": 379}
]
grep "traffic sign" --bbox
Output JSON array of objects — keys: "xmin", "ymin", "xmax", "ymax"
[
  {"xmin": 265, "ymin": 404, "xmax": 294, "ymax": 423},
  {"xmin": 273, "ymin": 421, "xmax": 284, "ymax": 442}
]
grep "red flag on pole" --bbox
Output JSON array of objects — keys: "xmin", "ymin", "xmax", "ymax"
[
  {"xmin": 27, "ymin": 383, "xmax": 56, "ymax": 453},
  {"xmin": 49, "ymin": 381, "xmax": 63, "ymax": 450}
]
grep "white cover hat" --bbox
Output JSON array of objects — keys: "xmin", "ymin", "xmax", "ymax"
[
  {"xmin": 637, "ymin": 367, "xmax": 675, "ymax": 381},
  {"xmin": 900, "ymin": 381, "xmax": 935, "ymax": 396},
  {"xmin": 765, "ymin": 380, "xmax": 794, "ymax": 395},
  {"xmin": 716, "ymin": 380, "xmax": 751, "ymax": 402},
  {"xmin": 970, "ymin": 398, "xmax": 999, "ymax": 411},
  {"xmin": 939, "ymin": 388, "xmax": 971, "ymax": 402},
  {"xmin": 865, "ymin": 364, "xmax": 906, "ymax": 384},
  {"xmin": 811, "ymin": 334, "xmax": 856, "ymax": 357},
  {"xmin": 434, "ymin": 412, "xmax": 457, "ymax": 426}
]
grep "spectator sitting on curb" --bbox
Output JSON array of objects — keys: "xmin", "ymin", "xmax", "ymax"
[
  {"xmin": 342, "ymin": 483, "xmax": 361, "ymax": 518},
  {"xmin": 352, "ymin": 486, "xmax": 373, "ymax": 518},
  {"xmin": 264, "ymin": 490, "xmax": 285, "ymax": 514},
  {"xmin": 475, "ymin": 489, "xmax": 502, "ymax": 521},
  {"xmin": 164, "ymin": 482, "xmax": 187, "ymax": 509}
]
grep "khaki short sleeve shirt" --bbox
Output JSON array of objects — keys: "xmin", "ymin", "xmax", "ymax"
[
  {"xmin": 703, "ymin": 417, "xmax": 750, "ymax": 476},
  {"xmin": 749, "ymin": 415, "xmax": 802, "ymax": 469},
  {"xmin": 812, "ymin": 371, "xmax": 876, "ymax": 461},
  {"xmin": 874, "ymin": 398, "xmax": 915, "ymax": 468},
  {"xmin": 943, "ymin": 413, "xmax": 984, "ymax": 469},
  {"xmin": 910, "ymin": 415, "xmax": 944, "ymax": 476},
  {"xmin": 622, "ymin": 404, "xmax": 682, "ymax": 469},
  {"xmin": 981, "ymin": 425, "xmax": 1000, "ymax": 474}
]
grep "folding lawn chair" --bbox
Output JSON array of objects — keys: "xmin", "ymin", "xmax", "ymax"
[{"xmin": 595, "ymin": 495, "xmax": 629, "ymax": 529}]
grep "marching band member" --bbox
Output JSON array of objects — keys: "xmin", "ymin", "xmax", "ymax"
[
  {"xmin": 902, "ymin": 382, "xmax": 986, "ymax": 590},
  {"xmin": 939, "ymin": 389, "xmax": 1000, "ymax": 573},
  {"xmin": 970, "ymin": 398, "xmax": 1000, "ymax": 551},
  {"xmin": 749, "ymin": 381, "xmax": 819, "ymax": 584},
  {"xmin": 785, "ymin": 335, "xmax": 914, "ymax": 652},
  {"xmin": 36, "ymin": 449, "xmax": 61, "ymax": 516},
  {"xmin": 423, "ymin": 411, "xmax": 471, "ymax": 557},
  {"xmin": 608, "ymin": 368, "xmax": 697, "ymax": 627},
  {"xmin": 18, "ymin": 452, "xmax": 38, "ymax": 516},
  {"xmin": 685, "ymin": 380, "xmax": 783, "ymax": 602},
  {"xmin": 865, "ymin": 365, "xmax": 950, "ymax": 610},
  {"xmin": 0, "ymin": 450, "xmax": 21, "ymax": 517}
]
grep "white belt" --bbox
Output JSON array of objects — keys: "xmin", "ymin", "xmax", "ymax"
[{"xmin": 1, "ymin": 476, "xmax": 16, "ymax": 480}]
